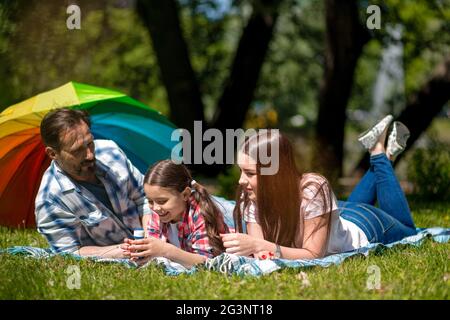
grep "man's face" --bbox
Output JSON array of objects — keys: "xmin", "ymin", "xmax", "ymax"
[{"xmin": 47, "ymin": 121, "xmax": 96, "ymax": 181}]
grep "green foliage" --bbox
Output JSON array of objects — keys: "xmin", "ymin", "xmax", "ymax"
[
  {"xmin": 0, "ymin": 1, "xmax": 169, "ymax": 114},
  {"xmin": 347, "ymin": 41, "xmax": 383, "ymax": 115},
  {"xmin": 369, "ymin": 0, "xmax": 450, "ymax": 96},
  {"xmin": 0, "ymin": 1, "xmax": 20, "ymax": 108},
  {"xmin": 216, "ymin": 165, "xmax": 240, "ymax": 200},
  {"xmin": 179, "ymin": 2, "xmax": 238, "ymax": 121},
  {"xmin": 256, "ymin": 0, "xmax": 325, "ymax": 127},
  {"xmin": 1, "ymin": 0, "xmax": 448, "ymax": 131},
  {"xmin": 407, "ymin": 134, "xmax": 450, "ymax": 201}
]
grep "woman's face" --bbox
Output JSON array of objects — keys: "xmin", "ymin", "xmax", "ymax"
[
  {"xmin": 144, "ymin": 184, "xmax": 190, "ymax": 223},
  {"xmin": 237, "ymin": 151, "xmax": 258, "ymax": 201}
]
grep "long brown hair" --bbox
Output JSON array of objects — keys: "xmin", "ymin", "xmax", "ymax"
[
  {"xmin": 144, "ymin": 160, "xmax": 228, "ymax": 256},
  {"xmin": 233, "ymin": 131, "xmax": 333, "ymax": 251}
]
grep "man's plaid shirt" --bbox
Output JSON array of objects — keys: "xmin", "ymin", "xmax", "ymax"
[{"xmin": 35, "ymin": 140, "xmax": 149, "ymax": 253}]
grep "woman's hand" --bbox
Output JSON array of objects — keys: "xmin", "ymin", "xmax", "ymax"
[
  {"xmin": 254, "ymin": 250, "xmax": 275, "ymax": 260},
  {"xmin": 220, "ymin": 233, "xmax": 262, "ymax": 256},
  {"xmin": 121, "ymin": 237, "xmax": 169, "ymax": 261}
]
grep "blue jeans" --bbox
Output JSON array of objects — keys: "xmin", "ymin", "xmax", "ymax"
[{"xmin": 338, "ymin": 154, "xmax": 417, "ymax": 244}]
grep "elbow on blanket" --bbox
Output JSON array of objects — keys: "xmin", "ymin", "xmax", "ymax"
[{"xmin": 303, "ymin": 248, "xmax": 325, "ymax": 260}]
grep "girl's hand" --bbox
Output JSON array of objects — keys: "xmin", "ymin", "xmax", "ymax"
[
  {"xmin": 220, "ymin": 233, "xmax": 261, "ymax": 256},
  {"xmin": 122, "ymin": 237, "xmax": 169, "ymax": 260}
]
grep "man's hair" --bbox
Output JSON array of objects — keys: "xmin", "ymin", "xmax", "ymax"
[{"xmin": 40, "ymin": 108, "xmax": 91, "ymax": 150}]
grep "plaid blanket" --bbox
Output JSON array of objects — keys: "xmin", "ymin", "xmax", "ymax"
[{"xmin": 1, "ymin": 227, "xmax": 449, "ymax": 276}]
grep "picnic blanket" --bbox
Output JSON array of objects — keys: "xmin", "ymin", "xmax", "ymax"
[{"xmin": 1, "ymin": 227, "xmax": 449, "ymax": 276}]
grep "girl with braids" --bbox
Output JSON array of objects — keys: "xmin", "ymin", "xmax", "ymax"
[
  {"xmin": 122, "ymin": 160, "xmax": 230, "ymax": 267},
  {"xmin": 221, "ymin": 116, "xmax": 417, "ymax": 260}
]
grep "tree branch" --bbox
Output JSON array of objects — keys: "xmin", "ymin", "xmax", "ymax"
[
  {"xmin": 136, "ymin": 0, "xmax": 205, "ymax": 132},
  {"xmin": 211, "ymin": 0, "xmax": 283, "ymax": 131},
  {"xmin": 353, "ymin": 56, "xmax": 450, "ymax": 175},
  {"xmin": 313, "ymin": 0, "xmax": 370, "ymax": 181}
]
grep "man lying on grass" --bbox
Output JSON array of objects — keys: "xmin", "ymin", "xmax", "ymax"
[{"xmin": 35, "ymin": 108, "xmax": 149, "ymax": 258}]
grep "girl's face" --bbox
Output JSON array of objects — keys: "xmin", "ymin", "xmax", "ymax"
[
  {"xmin": 237, "ymin": 152, "xmax": 258, "ymax": 201},
  {"xmin": 144, "ymin": 184, "xmax": 191, "ymax": 223}
]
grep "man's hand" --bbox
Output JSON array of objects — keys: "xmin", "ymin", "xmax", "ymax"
[{"xmin": 78, "ymin": 244, "xmax": 128, "ymax": 258}]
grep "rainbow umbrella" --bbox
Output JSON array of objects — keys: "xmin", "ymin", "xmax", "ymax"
[{"xmin": 0, "ymin": 82, "xmax": 179, "ymax": 228}]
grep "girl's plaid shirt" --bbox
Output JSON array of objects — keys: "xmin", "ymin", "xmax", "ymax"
[{"xmin": 145, "ymin": 196, "xmax": 230, "ymax": 258}]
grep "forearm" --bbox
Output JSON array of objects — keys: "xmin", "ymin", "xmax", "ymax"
[
  {"xmin": 141, "ymin": 214, "xmax": 150, "ymax": 236},
  {"xmin": 165, "ymin": 245, "xmax": 207, "ymax": 268},
  {"xmin": 256, "ymin": 239, "xmax": 322, "ymax": 260},
  {"xmin": 77, "ymin": 245, "xmax": 123, "ymax": 258},
  {"xmin": 246, "ymin": 222, "xmax": 264, "ymax": 239}
]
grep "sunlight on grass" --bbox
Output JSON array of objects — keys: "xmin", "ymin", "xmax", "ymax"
[{"xmin": 0, "ymin": 201, "xmax": 449, "ymax": 299}]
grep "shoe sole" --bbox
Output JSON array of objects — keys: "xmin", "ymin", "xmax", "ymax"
[
  {"xmin": 393, "ymin": 122, "xmax": 410, "ymax": 148},
  {"xmin": 358, "ymin": 115, "xmax": 394, "ymax": 150},
  {"xmin": 386, "ymin": 121, "xmax": 410, "ymax": 159}
]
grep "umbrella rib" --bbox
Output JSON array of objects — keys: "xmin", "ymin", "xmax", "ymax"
[
  {"xmin": 1, "ymin": 117, "xmax": 44, "ymax": 128},
  {"xmin": 0, "ymin": 137, "xmax": 41, "ymax": 159},
  {"xmin": 92, "ymin": 124, "xmax": 177, "ymax": 151}
]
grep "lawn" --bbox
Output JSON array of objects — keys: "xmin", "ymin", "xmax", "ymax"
[{"xmin": 0, "ymin": 200, "xmax": 449, "ymax": 300}]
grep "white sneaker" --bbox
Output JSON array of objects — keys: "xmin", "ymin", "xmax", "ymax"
[
  {"xmin": 386, "ymin": 121, "xmax": 410, "ymax": 159},
  {"xmin": 358, "ymin": 115, "xmax": 394, "ymax": 150}
]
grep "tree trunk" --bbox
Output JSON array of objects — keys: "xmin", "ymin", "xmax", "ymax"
[
  {"xmin": 314, "ymin": 0, "xmax": 370, "ymax": 181},
  {"xmin": 212, "ymin": 0, "xmax": 282, "ymax": 131},
  {"xmin": 136, "ymin": 0, "xmax": 283, "ymax": 176},
  {"xmin": 136, "ymin": 0, "xmax": 205, "ymax": 133},
  {"xmin": 354, "ymin": 56, "xmax": 450, "ymax": 175},
  {"xmin": 0, "ymin": 0, "xmax": 28, "ymax": 109}
]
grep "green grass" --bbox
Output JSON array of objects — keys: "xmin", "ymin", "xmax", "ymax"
[{"xmin": 1, "ymin": 200, "xmax": 449, "ymax": 300}]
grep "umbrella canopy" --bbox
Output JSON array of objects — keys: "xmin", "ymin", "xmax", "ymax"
[{"xmin": 0, "ymin": 82, "xmax": 179, "ymax": 228}]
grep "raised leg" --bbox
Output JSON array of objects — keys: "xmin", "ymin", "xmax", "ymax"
[
  {"xmin": 370, "ymin": 153, "xmax": 415, "ymax": 229},
  {"xmin": 347, "ymin": 169, "xmax": 377, "ymax": 205}
]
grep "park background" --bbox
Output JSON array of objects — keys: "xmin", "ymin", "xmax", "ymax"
[{"xmin": 0, "ymin": 0, "xmax": 449, "ymax": 299}]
